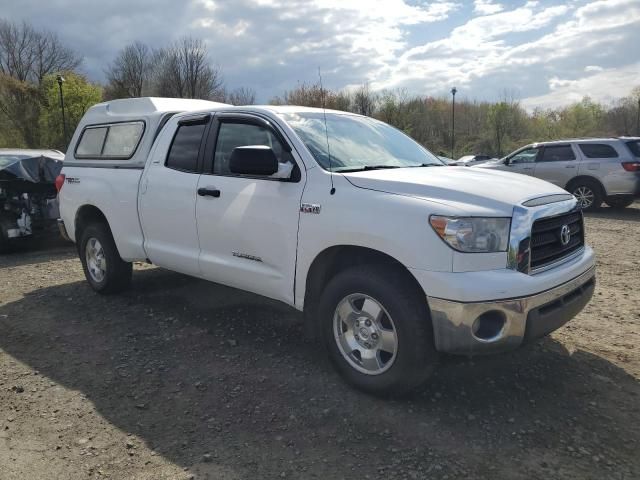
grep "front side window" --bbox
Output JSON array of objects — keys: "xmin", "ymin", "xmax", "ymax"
[
  {"xmin": 509, "ymin": 148, "xmax": 538, "ymax": 164},
  {"xmin": 539, "ymin": 145, "xmax": 575, "ymax": 162},
  {"xmin": 166, "ymin": 123, "xmax": 206, "ymax": 172},
  {"xmin": 281, "ymin": 112, "xmax": 442, "ymax": 171},
  {"xmin": 214, "ymin": 122, "xmax": 293, "ymax": 175}
]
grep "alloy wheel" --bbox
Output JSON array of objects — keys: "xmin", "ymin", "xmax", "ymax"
[
  {"xmin": 333, "ymin": 293, "xmax": 398, "ymax": 375},
  {"xmin": 573, "ymin": 186, "xmax": 594, "ymax": 209},
  {"xmin": 85, "ymin": 237, "xmax": 106, "ymax": 283}
]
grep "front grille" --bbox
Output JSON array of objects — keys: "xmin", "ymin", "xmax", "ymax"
[{"xmin": 530, "ymin": 211, "xmax": 584, "ymax": 270}]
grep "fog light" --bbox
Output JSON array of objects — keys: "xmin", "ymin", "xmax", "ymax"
[{"xmin": 472, "ymin": 310, "xmax": 506, "ymax": 341}]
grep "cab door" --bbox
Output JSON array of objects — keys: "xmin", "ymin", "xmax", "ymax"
[
  {"xmin": 138, "ymin": 114, "xmax": 210, "ymax": 275},
  {"xmin": 195, "ymin": 113, "xmax": 305, "ymax": 304},
  {"xmin": 533, "ymin": 144, "xmax": 579, "ymax": 187}
]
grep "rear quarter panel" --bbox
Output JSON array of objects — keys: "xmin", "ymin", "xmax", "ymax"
[{"xmin": 59, "ymin": 166, "xmax": 146, "ymax": 261}]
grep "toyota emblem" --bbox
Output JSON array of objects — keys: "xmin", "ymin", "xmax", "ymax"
[{"xmin": 560, "ymin": 224, "xmax": 571, "ymax": 246}]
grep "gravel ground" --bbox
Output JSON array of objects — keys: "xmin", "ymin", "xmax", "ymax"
[{"xmin": 1, "ymin": 204, "xmax": 639, "ymax": 480}]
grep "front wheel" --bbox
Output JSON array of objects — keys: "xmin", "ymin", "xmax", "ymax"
[
  {"xmin": 319, "ymin": 265, "xmax": 436, "ymax": 396},
  {"xmin": 79, "ymin": 223, "xmax": 132, "ymax": 294}
]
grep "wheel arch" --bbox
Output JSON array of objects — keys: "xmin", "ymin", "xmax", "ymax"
[
  {"xmin": 74, "ymin": 205, "xmax": 113, "ymax": 245},
  {"xmin": 565, "ymin": 175, "xmax": 606, "ymax": 196},
  {"xmin": 301, "ymin": 245, "xmax": 427, "ymax": 339}
]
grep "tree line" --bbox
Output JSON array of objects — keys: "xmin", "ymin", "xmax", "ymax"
[{"xmin": 1, "ymin": 18, "xmax": 639, "ymax": 157}]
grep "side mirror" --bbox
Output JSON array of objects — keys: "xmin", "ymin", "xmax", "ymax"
[
  {"xmin": 503, "ymin": 158, "xmax": 510, "ymax": 165},
  {"xmin": 229, "ymin": 146, "xmax": 278, "ymax": 176}
]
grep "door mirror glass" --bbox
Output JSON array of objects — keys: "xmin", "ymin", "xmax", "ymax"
[{"xmin": 229, "ymin": 146, "xmax": 278, "ymax": 176}]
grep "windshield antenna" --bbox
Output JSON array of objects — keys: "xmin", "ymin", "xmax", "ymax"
[{"xmin": 318, "ymin": 67, "xmax": 335, "ymax": 195}]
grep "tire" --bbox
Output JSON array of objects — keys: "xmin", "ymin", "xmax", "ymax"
[
  {"xmin": 605, "ymin": 197, "xmax": 634, "ymax": 209},
  {"xmin": 570, "ymin": 180, "xmax": 602, "ymax": 211},
  {"xmin": 79, "ymin": 222, "xmax": 132, "ymax": 294},
  {"xmin": 319, "ymin": 265, "xmax": 437, "ymax": 396}
]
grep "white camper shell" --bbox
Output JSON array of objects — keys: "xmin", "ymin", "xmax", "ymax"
[{"xmin": 64, "ymin": 97, "xmax": 227, "ymax": 169}]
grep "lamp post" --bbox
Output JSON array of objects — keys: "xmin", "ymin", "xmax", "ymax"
[
  {"xmin": 56, "ymin": 75, "xmax": 67, "ymax": 146},
  {"xmin": 450, "ymin": 87, "xmax": 457, "ymax": 159}
]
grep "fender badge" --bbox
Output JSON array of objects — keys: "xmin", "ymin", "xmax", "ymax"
[
  {"xmin": 300, "ymin": 203, "xmax": 321, "ymax": 214},
  {"xmin": 232, "ymin": 251, "xmax": 262, "ymax": 262}
]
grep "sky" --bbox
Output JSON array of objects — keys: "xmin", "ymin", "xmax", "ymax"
[{"xmin": 3, "ymin": 0, "xmax": 639, "ymax": 108}]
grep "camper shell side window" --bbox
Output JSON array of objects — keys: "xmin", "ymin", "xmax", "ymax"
[{"xmin": 74, "ymin": 121, "xmax": 146, "ymax": 160}]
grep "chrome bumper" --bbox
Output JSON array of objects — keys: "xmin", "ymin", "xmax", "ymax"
[
  {"xmin": 427, "ymin": 265, "xmax": 596, "ymax": 355},
  {"xmin": 57, "ymin": 218, "xmax": 71, "ymax": 241}
]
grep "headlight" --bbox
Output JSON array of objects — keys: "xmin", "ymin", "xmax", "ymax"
[{"xmin": 429, "ymin": 216, "xmax": 511, "ymax": 253}]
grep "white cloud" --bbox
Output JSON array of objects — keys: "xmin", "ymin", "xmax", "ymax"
[
  {"xmin": 378, "ymin": 2, "xmax": 571, "ymax": 92},
  {"xmin": 522, "ymin": 63, "xmax": 640, "ymax": 110},
  {"xmin": 4, "ymin": 0, "xmax": 639, "ymax": 107},
  {"xmin": 474, "ymin": 0, "xmax": 503, "ymax": 15}
]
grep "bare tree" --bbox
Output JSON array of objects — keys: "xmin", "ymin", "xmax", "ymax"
[
  {"xmin": 153, "ymin": 37, "xmax": 224, "ymax": 100},
  {"xmin": 0, "ymin": 19, "xmax": 81, "ymax": 84},
  {"xmin": 225, "ymin": 86, "xmax": 256, "ymax": 105},
  {"xmin": 105, "ymin": 42, "xmax": 153, "ymax": 99},
  {"xmin": 353, "ymin": 82, "xmax": 376, "ymax": 116}
]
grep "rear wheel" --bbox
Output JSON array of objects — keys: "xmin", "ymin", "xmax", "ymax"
[
  {"xmin": 319, "ymin": 265, "xmax": 436, "ymax": 396},
  {"xmin": 79, "ymin": 223, "xmax": 132, "ymax": 294},
  {"xmin": 570, "ymin": 180, "xmax": 602, "ymax": 211},
  {"xmin": 605, "ymin": 196, "xmax": 634, "ymax": 209}
]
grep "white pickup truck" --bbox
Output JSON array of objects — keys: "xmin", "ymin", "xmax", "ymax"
[{"xmin": 58, "ymin": 97, "xmax": 596, "ymax": 395}]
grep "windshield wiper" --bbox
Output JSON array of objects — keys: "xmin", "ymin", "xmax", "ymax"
[
  {"xmin": 414, "ymin": 163, "xmax": 445, "ymax": 167},
  {"xmin": 336, "ymin": 165, "xmax": 402, "ymax": 173}
]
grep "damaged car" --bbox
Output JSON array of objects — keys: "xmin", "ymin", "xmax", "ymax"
[{"xmin": 0, "ymin": 149, "xmax": 64, "ymax": 253}]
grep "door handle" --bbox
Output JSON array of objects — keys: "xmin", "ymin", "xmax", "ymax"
[
  {"xmin": 565, "ymin": 165, "xmax": 576, "ymax": 169},
  {"xmin": 197, "ymin": 187, "xmax": 221, "ymax": 198}
]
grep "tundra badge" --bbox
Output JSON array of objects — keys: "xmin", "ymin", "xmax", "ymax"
[{"xmin": 300, "ymin": 203, "xmax": 321, "ymax": 214}]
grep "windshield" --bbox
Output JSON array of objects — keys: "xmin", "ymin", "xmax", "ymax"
[{"xmin": 281, "ymin": 112, "xmax": 443, "ymax": 171}]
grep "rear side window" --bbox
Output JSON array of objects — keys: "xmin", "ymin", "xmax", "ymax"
[
  {"xmin": 579, "ymin": 143, "xmax": 618, "ymax": 158},
  {"xmin": 75, "ymin": 122, "xmax": 144, "ymax": 159},
  {"xmin": 626, "ymin": 141, "xmax": 640, "ymax": 157},
  {"xmin": 166, "ymin": 123, "xmax": 206, "ymax": 172},
  {"xmin": 539, "ymin": 145, "xmax": 575, "ymax": 162}
]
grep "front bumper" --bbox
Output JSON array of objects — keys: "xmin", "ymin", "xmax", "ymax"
[{"xmin": 427, "ymin": 265, "xmax": 596, "ymax": 355}]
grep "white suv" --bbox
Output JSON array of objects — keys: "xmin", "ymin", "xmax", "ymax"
[{"xmin": 476, "ymin": 138, "xmax": 640, "ymax": 210}]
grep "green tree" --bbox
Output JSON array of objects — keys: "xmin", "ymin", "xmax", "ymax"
[
  {"xmin": 0, "ymin": 73, "xmax": 41, "ymax": 147},
  {"xmin": 39, "ymin": 72, "xmax": 102, "ymax": 150}
]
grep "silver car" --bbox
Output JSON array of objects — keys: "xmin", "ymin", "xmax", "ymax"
[{"xmin": 476, "ymin": 138, "xmax": 640, "ymax": 210}]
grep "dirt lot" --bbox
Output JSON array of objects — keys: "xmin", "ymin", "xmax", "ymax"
[{"xmin": 1, "ymin": 205, "xmax": 638, "ymax": 480}]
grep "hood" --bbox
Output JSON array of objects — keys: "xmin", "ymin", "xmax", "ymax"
[
  {"xmin": 342, "ymin": 166, "xmax": 567, "ymax": 216},
  {"xmin": 474, "ymin": 158, "xmax": 505, "ymax": 167}
]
